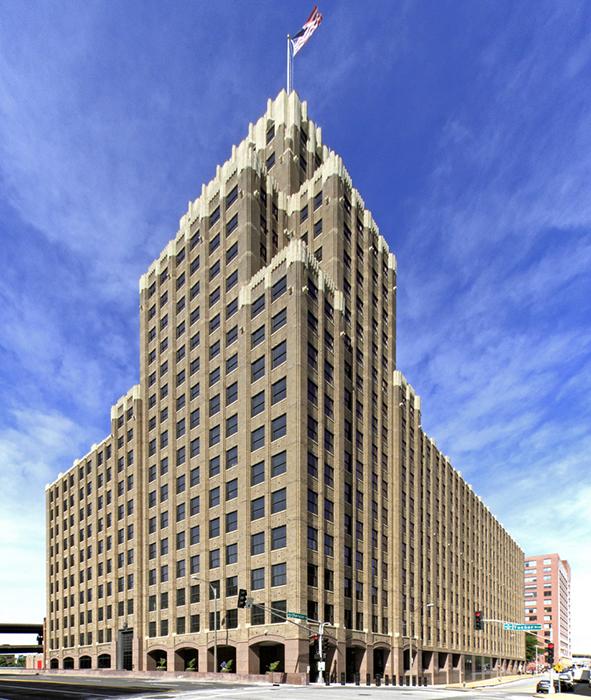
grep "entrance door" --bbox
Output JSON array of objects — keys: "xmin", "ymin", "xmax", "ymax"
[{"xmin": 117, "ymin": 627, "xmax": 133, "ymax": 670}]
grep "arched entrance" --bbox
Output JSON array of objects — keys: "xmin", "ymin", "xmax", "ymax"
[
  {"xmin": 147, "ymin": 649, "xmax": 168, "ymax": 671},
  {"xmin": 49, "ymin": 658, "xmax": 59, "ymax": 669},
  {"xmin": 63, "ymin": 657, "xmax": 74, "ymax": 670},
  {"xmin": 174, "ymin": 647, "xmax": 199, "ymax": 671},
  {"xmin": 345, "ymin": 644, "xmax": 365, "ymax": 683},
  {"xmin": 79, "ymin": 655, "xmax": 92, "ymax": 669},
  {"xmin": 209, "ymin": 645, "xmax": 236, "ymax": 673},
  {"xmin": 309, "ymin": 639, "xmax": 336, "ymax": 683},
  {"xmin": 97, "ymin": 654, "xmax": 111, "ymax": 669},
  {"xmin": 249, "ymin": 641, "xmax": 285, "ymax": 674},
  {"xmin": 373, "ymin": 647, "xmax": 390, "ymax": 678}
]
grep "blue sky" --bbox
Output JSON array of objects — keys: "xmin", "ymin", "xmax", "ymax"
[{"xmin": 0, "ymin": 0, "xmax": 590, "ymax": 650}]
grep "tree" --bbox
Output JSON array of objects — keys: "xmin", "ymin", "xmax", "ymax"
[
  {"xmin": 526, "ymin": 633, "xmax": 542, "ymax": 662},
  {"xmin": 0, "ymin": 656, "xmax": 16, "ymax": 667}
]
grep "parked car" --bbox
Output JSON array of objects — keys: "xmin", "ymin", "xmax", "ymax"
[
  {"xmin": 556, "ymin": 673, "xmax": 575, "ymax": 693},
  {"xmin": 536, "ymin": 679, "xmax": 551, "ymax": 694}
]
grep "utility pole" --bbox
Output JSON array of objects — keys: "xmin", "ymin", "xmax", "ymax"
[{"xmin": 317, "ymin": 621, "xmax": 326, "ymax": 684}]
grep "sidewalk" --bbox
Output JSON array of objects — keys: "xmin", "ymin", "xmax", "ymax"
[{"xmin": 447, "ymin": 673, "xmax": 541, "ymax": 689}]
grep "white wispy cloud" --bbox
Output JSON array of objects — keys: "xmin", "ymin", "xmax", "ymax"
[{"xmin": 394, "ymin": 3, "xmax": 591, "ymax": 649}]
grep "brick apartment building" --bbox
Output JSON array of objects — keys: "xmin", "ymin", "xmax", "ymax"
[
  {"xmin": 45, "ymin": 90, "xmax": 525, "ymax": 683},
  {"xmin": 524, "ymin": 553, "xmax": 571, "ymax": 661}
]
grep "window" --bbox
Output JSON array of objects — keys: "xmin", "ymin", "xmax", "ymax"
[
  {"xmin": 251, "ymin": 496, "xmax": 265, "ymax": 520},
  {"xmin": 226, "ymin": 478, "xmax": 238, "ymax": 500},
  {"xmin": 251, "ymin": 294, "xmax": 265, "ymax": 318},
  {"xmin": 209, "ymin": 487, "xmax": 220, "ymax": 508},
  {"xmin": 271, "ymin": 276, "xmax": 287, "ymax": 301},
  {"xmin": 226, "ymin": 445, "xmax": 238, "ymax": 469},
  {"xmin": 226, "ymin": 543, "xmax": 238, "ymax": 564},
  {"xmin": 251, "ymin": 460, "xmax": 265, "ymax": 486},
  {"xmin": 209, "ymin": 233, "xmax": 220, "ymax": 254},
  {"xmin": 271, "ymin": 308, "xmax": 287, "ymax": 333},
  {"xmin": 226, "ymin": 185, "xmax": 238, "ymax": 208},
  {"xmin": 226, "ymin": 510, "xmax": 238, "ymax": 532},
  {"xmin": 226, "ymin": 352, "xmax": 238, "ymax": 373},
  {"xmin": 226, "ymin": 242, "xmax": 238, "ymax": 263},
  {"xmin": 251, "ymin": 390, "xmax": 265, "ymax": 416},
  {"xmin": 209, "ymin": 549, "xmax": 220, "ymax": 568},
  {"xmin": 209, "ymin": 314, "xmax": 220, "ymax": 333},
  {"xmin": 251, "ymin": 532, "xmax": 264, "ymax": 555},
  {"xmin": 209, "ymin": 517, "xmax": 220, "ymax": 538},
  {"xmin": 271, "ymin": 450, "xmax": 287, "ymax": 477},
  {"xmin": 271, "ymin": 525, "xmax": 286, "ymax": 549},
  {"xmin": 251, "ymin": 425, "xmax": 265, "ymax": 451},
  {"xmin": 190, "ymin": 525, "xmax": 200, "ymax": 545},
  {"xmin": 209, "ymin": 206, "xmax": 220, "ymax": 227},
  {"xmin": 251, "ymin": 356, "xmax": 265, "ymax": 382},
  {"xmin": 307, "ymin": 526, "xmax": 318, "ymax": 550},
  {"xmin": 251, "ymin": 325, "xmax": 265, "ymax": 348},
  {"xmin": 271, "ymin": 340, "xmax": 287, "ymax": 368},
  {"xmin": 266, "ymin": 123, "xmax": 275, "ymax": 143},
  {"xmin": 314, "ymin": 218, "xmax": 322, "ymax": 237},
  {"xmin": 226, "ymin": 414, "xmax": 238, "ymax": 436},
  {"xmin": 271, "ymin": 487, "xmax": 286, "ymax": 513},
  {"xmin": 271, "ymin": 562, "xmax": 287, "ymax": 586},
  {"xmin": 271, "ymin": 414, "xmax": 287, "ymax": 441},
  {"xmin": 271, "ymin": 377, "xmax": 286, "ymax": 404},
  {"xmin": 308, "ymin": 489, "xmax": 318, "ymax": 514},
  {"xmin": 251, "ymin": 567, "xmax": 265, "ymax": 590},
  {"xmin": 226, "ymin": 213, "xmax": 238, "ymax": 235},
  {"xmin": 266, "ymin": 152, "xmax": 275, "ymax": 169},
  {"xmin": 271, "ymin": 599, "xmax": 286, "ymax": 624},
  {"xmin": 209, "ymin": 424, "xmax": 220, "ymax": 447}
]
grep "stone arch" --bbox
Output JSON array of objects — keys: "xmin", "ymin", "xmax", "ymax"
[
  {"xmin": 79, "ymin": 655, "xmax": 92, "ymax": 669},
  {"xmin": 63, "ymin": 657, "xmax": 74, "ymax": 670},
  {"xmin": 174, "ymin": 646, "xmax": 199, "ymax": 672},
  {"xmin": 248, "ymin": 640, "xmax": 285, "ymax": 674},
  {"xmin": 345, "ymin": 642, "xmax": 366, "ymax": 683},
  {"xmin": 97, "ymin": 653, "xmax": 111, "ymax": 669},
  {"xmin": 373, "ymin": 645, "xmax": 390, "ymax": 678},
  {"xmin": 49, "ymin": 658, "xmax": 59, "ymax": 669},
  {"xmin": 209, "ymin": 644, "xmax": 236, "ymax": 673},
  {"xmin": 147, "ymin": 648, "xmax": 168, "ymax": 671}
]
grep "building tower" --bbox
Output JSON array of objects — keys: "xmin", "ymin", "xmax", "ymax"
[
  {"xmin": 524, "ymin": 554, "xmax": 571, "ymax": 662},
  {"xmin": 46, "ymin": 91, "xmax": 525, "ymax": 682}
]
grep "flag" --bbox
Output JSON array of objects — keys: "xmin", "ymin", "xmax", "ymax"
[{"xmin": 291, "ymin": 6, "xmax": 323, "ymax": 56}]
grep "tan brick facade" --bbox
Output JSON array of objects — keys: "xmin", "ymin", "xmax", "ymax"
[{"xmin": 45, "ymin": 90, "xmax": 525, "ymax": 682}]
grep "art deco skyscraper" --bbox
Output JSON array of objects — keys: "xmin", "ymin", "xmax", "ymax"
[{"xmin": 46, "ymin": 91, "xmax": 525, "ymax": 683}]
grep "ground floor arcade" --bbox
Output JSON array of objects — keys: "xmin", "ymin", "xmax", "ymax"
[{"xmin": 48, "ymin": 634, "xmax": 524, "ymax": 684}]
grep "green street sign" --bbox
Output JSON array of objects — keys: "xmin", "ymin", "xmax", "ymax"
[
  {"xmin": 287, "ymin": 611, "xmax": 307, "ymax": 620},
  {"xmin": 504, "ymin": 623, "xmax": 542, "ymax": 631}
]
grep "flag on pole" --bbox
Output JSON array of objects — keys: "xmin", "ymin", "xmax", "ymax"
[{"xmin": 291, "ymin": 6, "xmax": 323, "ymax": 56}]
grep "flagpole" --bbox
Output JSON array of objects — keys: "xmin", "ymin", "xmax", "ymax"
[{"xmin": 286, "ymin": 34, "xmax": 292, "ymax": 93}]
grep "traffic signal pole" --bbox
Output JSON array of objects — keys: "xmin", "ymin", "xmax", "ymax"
[{"xmin": 317, "ymin": 622, "xmax": 326, "ymax": 684}]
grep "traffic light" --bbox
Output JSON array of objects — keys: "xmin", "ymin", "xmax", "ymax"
[
  {"xmin": 237, "ymin": 589, "xmax": 248, "ymax": 608},
  {"xmin": 474, "ymin": 610, "xmax": 484, "ymax": 631},
  {"xmin": 546, "ymin": 642, "xmax": 555, "ymax": 665}
]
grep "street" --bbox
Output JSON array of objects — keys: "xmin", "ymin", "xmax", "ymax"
[{"xmin": 1, "ymin": 675, "xmax": 590, "ymax": 700}]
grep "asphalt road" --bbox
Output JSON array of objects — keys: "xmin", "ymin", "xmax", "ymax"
[
  {"xmin": 0, "ymin": 673, "xmax": 254, "ymax": 700},
  {"xmin": 0, "ymin": 674, "xmax": 590, "ymax": 700}
]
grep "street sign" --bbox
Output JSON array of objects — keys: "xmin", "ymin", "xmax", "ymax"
[
  {"xmin": 503, "ymin": 623, "xmax": 542, "ymax": 631},
  {"xmin": 318, "ymin": 661, "xmax": 326, "ymax": 671},
  {"xmin": 287, "ymin": 611, "xmax": 307, "ymax": 620}
]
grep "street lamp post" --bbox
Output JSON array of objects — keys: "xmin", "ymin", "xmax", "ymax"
[
  {"xmin": 409, "ymin": 602, "xmax": 434, "ymax": 685},
  {"xmin": 191, "ymin": 575, "xmax": 218, "ymax": 673}
]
